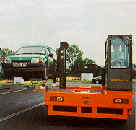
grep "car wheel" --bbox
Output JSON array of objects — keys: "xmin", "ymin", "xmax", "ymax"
[
  {"xmin": 1, "ymin": 68, "xmax": 6, "ymax": 78},
  {"xmin": 92, "ymin": 79, "xmax": 96, "ymax": 84},
  {"xmin": 24, "ymin": 77, "xmax": 29, "ymax": 81}
]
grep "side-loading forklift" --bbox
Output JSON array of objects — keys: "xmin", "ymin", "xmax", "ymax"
[{"xmin": 45, "ymin": 35, "xmax": 133, "ymax": 120}]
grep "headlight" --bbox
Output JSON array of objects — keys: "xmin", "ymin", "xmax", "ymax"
[
  {"xmin": 113, "ymin": 98, "xmax": 129, "ymax": 104},
  {"xmin": 39, "ymin": 58, "xmax": 43, "ymax": 63},
  {"xmin": 50, "ymin": 96, "xmax": 64, "ymax": 102},
  {"xmin": 2, "ymin": 58, "xmax": 6, "ymax": 63},
  {"xmin": 56, "ymin": 97, "xmax": 64, "ymax": 102},
  {"xmin": 31, "ymin": 58, "xmax": 39, "ymax": 63}
]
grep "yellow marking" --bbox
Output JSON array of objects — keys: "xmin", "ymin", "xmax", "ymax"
[
  {"xmin": 111, "ymin": 79, "xmax": 128, "ymax": 82},
  {"xmin": 80, "ymin": 86, "xmax": 92, "ymax": 89}
]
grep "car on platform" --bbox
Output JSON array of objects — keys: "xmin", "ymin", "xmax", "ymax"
[{"xmin": 1, "ymin": 45, "xmax": 57, "ymax": 80}]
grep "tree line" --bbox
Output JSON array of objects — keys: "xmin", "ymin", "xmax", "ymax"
[{"xmin": 65, "ymin": 45, "xmax": 102, "ymax": 77}]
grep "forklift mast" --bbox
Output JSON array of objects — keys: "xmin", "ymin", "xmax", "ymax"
[
  {"xmin": 57, "ymin": 42, "xmax": 69, "ymax": 89},
  {"xmin": 105, "ymin": 35, "xmax": 132, "ymax": 91}
]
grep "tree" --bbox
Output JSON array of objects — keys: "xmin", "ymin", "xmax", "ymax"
[
  {"xmin": 83, "ymin": 58, "xmax": 96, "ymax": 65},
  {"xmin": 66, "ymin": 44, "xmax": 83, "ymax": 70},
  {"xmin": 56, "ymin": 44, "xmax": 100, "ymax": 76},
  {"xmin": 1, "ymin": 48, "xmax": 15, "ymax": 58}
]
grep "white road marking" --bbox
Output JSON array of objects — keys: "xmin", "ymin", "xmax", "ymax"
[
  {"xmin": 0, "ymin": 102, "xmax": 44, "ymax": 123},
  {"xmin": 13, "ymin": 88, "xmax": 27, "ymax": 93},
  {"xmin": 0, "ymin": 88, "xmax": 28, "ymax": 95},
  {"xmin": 0, "ymin": 91, "xmax": 11, "ymax": 95}
]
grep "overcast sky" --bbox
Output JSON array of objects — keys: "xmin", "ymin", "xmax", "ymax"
[{"xmin": 0, "ymin": 0, "xmax": 136, "ymax": 65}]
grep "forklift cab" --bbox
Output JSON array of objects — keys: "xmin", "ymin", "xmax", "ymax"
[{"xmin": 105, "ymin": 35, "xmax": 132, "ymax": 91}]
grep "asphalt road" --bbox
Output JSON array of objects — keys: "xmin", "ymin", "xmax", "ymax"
[{"xmin": 0, "ymin": 83, "xmax": 135, "ymax": 130}]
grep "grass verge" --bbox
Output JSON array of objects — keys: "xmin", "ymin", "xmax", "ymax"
[
  {"xmin": 0, "ymin": 82, "xmax": 13, "ymax": 87},
  {"xmin": 0, "ymin": 79, "xmax": 92, "ymax": 87}
]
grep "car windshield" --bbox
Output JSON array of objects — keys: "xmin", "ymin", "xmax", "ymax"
[{"xmin": 16, "ymin": 46, "xmax": 45, "ymax": 55}]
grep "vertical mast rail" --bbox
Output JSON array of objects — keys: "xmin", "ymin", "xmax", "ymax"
[{"xmin": 57, "ymin": 42, "xmax": 69, "ymax": 89}]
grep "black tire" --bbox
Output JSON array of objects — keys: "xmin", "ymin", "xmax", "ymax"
[
  {"xmin": 24, "ymin": 77, "xmax": 29, "ymax": 81},
  {"xmin": 99, "ymin": 80, "xmax": 102, "ymax": 84},
  {"xmin": 92, "ymin": 79, "xmax": 96, "ymax": 84},
  {"xmin": 1, "ymin": 69, "xmax": 6, "ymax": 79}
]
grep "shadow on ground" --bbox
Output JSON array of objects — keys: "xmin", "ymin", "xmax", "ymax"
[{"xmin": 0, "ymin": 105, "xmax": 132, "ymax": 130}]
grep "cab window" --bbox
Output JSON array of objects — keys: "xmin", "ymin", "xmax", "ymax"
[{"xmin": 111, "ymin": 37, "xmax": 130, "ymax": 68}]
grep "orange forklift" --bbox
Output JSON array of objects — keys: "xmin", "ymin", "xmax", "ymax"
[{"xmin": 45, "ymin": 35, "xmax": 133, "ymax": 120}]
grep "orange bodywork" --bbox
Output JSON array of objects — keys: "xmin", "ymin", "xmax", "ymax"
[{"xmin": 45, "ymin": 86, "xmax": 133, "ymax": 120}]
